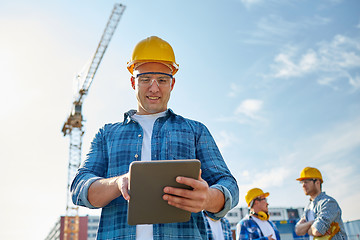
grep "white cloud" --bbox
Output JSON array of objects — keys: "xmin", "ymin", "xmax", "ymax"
[
  {"xmin": 278, "ymin": 118, "xmax": 360, "ymax": 169},
  {"xmin": 242, "ymin": 14, "xmax": 331, "ymax": 45},
  {"xmin": 216, "ymin": 99, "xmax": 265, "ymax": 124},
  {"xmin": 347, "ymin": 73, "xmax": 360, "ymax": 89},
  {"xmin": 271, "ymin": 35, "xmax": 360, "ymax": 90},
  {"xmin": 235, "ymin": 99, "xmax": 263, "ymax": 119},
  {"xmin": 317, "ymin": 76, "xmax": 339, "ymax": 90},
  {"xmin": 240, "ymin": 0, "xmax": 262, "ymax": 8},
  {"xmin": 236, "ymin": 167, "xmax": 292, "ymax": 204},
  {"xmin": 272, "ymin": 48, "xmax": 318, "ymax": 78},
  {"xmin": 251, "ymin": 167, "xmax": 291, "ymax": 188}
]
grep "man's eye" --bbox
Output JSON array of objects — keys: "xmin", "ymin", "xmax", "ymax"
[
  {"xmin": 158, "ymin": 79, "xmax": 168, "ymax": 84},
  {"xmin": 139, "ymin": 78, "xmax": 150, "ymax": 83}
]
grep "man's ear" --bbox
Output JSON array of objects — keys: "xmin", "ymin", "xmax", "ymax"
[
  {"xmin": 131, "ymin": 76, "xmax": 135, "ymax": 90},
  {"xmin": 170, "ymin": 78, "xmax": 175, "ymax": 91}
]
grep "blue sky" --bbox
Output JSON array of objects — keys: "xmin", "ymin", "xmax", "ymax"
[{"xmin": 1, "ymin": 0, "xmax": 359, "ymax": 239}]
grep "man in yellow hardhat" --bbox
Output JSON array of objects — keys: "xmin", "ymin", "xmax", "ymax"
[
  {"xmin": 295, "ymin": 167, "xmax": 347, "ymax": 240},
  {"xmin": 236, "ymin": 188, "xmax": 280, "ymax": 240},
  {"xmin": 70, "ymin": 36, "xmax": 239, "ymax": 239}
]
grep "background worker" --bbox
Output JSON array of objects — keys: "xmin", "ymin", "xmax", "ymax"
[
  {"xmin": 295, "ymin": 167, "xmax": 347, "ymax": 240},
  {"xmin": 202, "ymin": 211, "xmax": 233, "ymax": 240},
  {"xmin": 70, "ymin": 36, "xmax": 239, "ymax": 240},
  {"xmin": 236, "ymin": 188, "xmax": 280, "ymax": 240}
]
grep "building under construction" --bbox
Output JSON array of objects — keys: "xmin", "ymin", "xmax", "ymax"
[
  {"xmin": 45, "ymin": 206, "xmax": 360, "ymax": 240},
  {"xmin": 45, "ymin": 216, "xmax": 99, "ymax": 240}
]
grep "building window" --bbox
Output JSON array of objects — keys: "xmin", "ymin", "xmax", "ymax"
[
  {"xmin": 270, "ymin": 212, "xmax": 281, "ymax": 216},
  {"xmin": 228, "ymin": 212, "xmax": 238, "ymax": 217}
]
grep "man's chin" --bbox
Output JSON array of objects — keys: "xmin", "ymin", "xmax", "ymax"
[{"xmin": 144, "ymin": 108, "xmax": 165, "ymax": 115}]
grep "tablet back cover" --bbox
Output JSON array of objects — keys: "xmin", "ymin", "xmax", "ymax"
[{"xmin": 127, "ymin": 159, "xmax": 201, "ymax": 225}]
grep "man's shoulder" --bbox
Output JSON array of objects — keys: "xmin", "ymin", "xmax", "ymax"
[
  {"xmin": 314, "ymin": 192, "xmax": 340, "ymax": 208},
  {"xmin": 239, "ymin": 215, "xmax": 254, "ymax": 226},
  {"xmin": 98, "ymin": 122, "xmax": 130, "ymax": 136},
  {"xmin": 316, "ymin": 192, "xmax": 337, "ymax": 202},
  {"xmin": 103, "ymin": 122, "xmax": 124, "ymax": 129},
  {"xmin": 168, "ymin": 110, "xmax": 207, "ymax": 128}
]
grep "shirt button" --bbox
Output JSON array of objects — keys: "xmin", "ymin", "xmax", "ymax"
[
  {"xmin": 138, "ymin": 134, "xmax": 141, "ymax": 137},
  {"xmin": 135, "ymin": 154, "xmax": 138, "ymax": 158}
]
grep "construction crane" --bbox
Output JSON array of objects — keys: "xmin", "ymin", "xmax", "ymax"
[{"xmin": 61, "ymin": 3, "xmax": 125, "ymax": 240}]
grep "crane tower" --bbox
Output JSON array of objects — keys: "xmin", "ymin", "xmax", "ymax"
[{"xmin": 61, "ymin": 4, "xmax": 125, "ymax": 239}]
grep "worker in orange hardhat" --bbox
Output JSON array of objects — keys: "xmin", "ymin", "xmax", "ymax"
[
  {"xmin": 295, "ymin": 167, "xmax": 347, "ymax": 240},
  {"xmin": 236, "ymin": 188, "xmax": 281, "ymax": 240},
  {"xmin": 70, "ymin": 36, "xmax": 239, "ymax": 239}
]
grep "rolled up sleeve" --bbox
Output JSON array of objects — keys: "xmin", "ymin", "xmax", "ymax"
[
  {"xmin": 70, "ymin": 126, "xmax": 109, "ymax": 209},
  {"xmin": 312, "ymin": 199, "xmax": 339, "ymax": 235}
]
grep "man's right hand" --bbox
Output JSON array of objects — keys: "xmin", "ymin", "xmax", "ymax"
[
  {"xmin": 116, "ymin": 173, "xmax": 130, "ymax": 200},
  {"xmin": 88, "ymin": 173, "xmax": 130, "ymax": 208}
]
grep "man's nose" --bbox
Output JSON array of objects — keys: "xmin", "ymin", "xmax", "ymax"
[
  {"xmin": 149, "ymin": 79, "xmax": 160, "ymax": 91},
  {"xmin": 149, "ymin": 79, "xmax": 159, "ymax": 87}
]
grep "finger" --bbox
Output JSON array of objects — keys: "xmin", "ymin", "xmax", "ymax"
[
  {"xmin": 176, "ymin": 176, "xmax": 207, "ymax": 190},
  {"xmin": 167, "ymin": 200, "xmax": 202, "ymax": 213},
  {"xmin": 122, "ymin": 184, "xmax": 130, "ymax": 200},
  {"xmin": 118, "ymin": 176, "xmax": 130, "ymax": 200},
  {"xmin": 163, "ymin": 186, "xmax": 196, "ymax": 199},
  {"xmin": 163, "ymin": 194, "xmax": 203, "ymax": 213}
]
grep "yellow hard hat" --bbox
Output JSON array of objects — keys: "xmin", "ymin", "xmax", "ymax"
[
  {"xmin": 296, "ymin": 167, "xmax": 323, "ymax": 183},
  {"xmin": 127, "ymin": 36, "xmax": 179, "ymax": 75},
  {"xmin": 245, "ymin": 188, "xmax": 270, "ymax": 207}
]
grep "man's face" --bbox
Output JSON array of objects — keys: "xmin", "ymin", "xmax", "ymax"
[
  {"xmin": 253, "ymin": 196, "xmax": 269, "ymax": 213},
  {"xmin": 300, "ymin": 179, "xmax": 318, "ymax": 196},
  {"xmin": 131, "ymin": 62, "xmax": 175, "ymax": 115}
]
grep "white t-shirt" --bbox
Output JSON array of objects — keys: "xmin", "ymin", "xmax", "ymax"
[
  {"xmin": 206, "ymin": 215, "xmax": 225, "ymax": 240},
  {"xmin": 132, "ymin": 111, "xmax": 167, "ymax": 240},
  {"xmin": 252, "ymin": 216, "xmax": 277, "ymax": 240},
  {"xmin": 306, "ymin": 201, "xmax": 315, "ymax": 240}
]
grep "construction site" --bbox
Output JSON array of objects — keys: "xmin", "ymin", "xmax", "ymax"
[{"xmin": 1, "ymin": 1, "xmax": 359, "ymax": 240}]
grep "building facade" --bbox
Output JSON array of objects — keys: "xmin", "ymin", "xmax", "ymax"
[
  {"xmin": 46, "ymin": 210, "xmax": 360, "ymax": 240},
  {"xmin": 45, "ymin": 216, "xmax": 99, "ymax": 240}
]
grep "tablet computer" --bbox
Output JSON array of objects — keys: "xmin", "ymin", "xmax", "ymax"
[{"xmin": 127, "ymin": 159, "xmax": 201, "ymax": 225}]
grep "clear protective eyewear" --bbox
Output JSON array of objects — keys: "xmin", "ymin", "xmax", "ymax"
[
  {"xmin": 299, "ymin": 179, "xmax": 317, "ymax": 184},
  {"xmin": 256, "ymin": 198, "xmax": 267, "ymax": 203},
  {"xmin": 135, "ymin": 72, "xmax": 173, "ymax": 87}
]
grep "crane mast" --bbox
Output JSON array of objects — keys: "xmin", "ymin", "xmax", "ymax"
[{"xmin": 61, "ymin": 4, "xmax": 125, "ymax": 240}]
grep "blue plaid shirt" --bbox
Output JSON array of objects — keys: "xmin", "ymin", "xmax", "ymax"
[
  {"xmin": 71, "ymin": 109, "xmax": 239, "ymax": 240},
  {"xmin": 202, "ymin": 212, "xmax": 233, "ymax": 240},
  {"xmin": 298, "ymin": 192, "xmax": 347, "ymax": 240},
  {"xmin": 236, "ymin": 215, "xmax": 280, "ymax": 240}
]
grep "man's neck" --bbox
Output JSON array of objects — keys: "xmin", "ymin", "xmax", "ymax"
[{"xmin": 310, "ymin": 191, "xmax": 321, "ymax": 201}]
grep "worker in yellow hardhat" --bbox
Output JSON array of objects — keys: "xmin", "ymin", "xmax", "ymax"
[
  {"xmin": 127, "ymin": 35, "xmax": 179, "ymax": 75},
  {"xmin": 70, "ymin": 36, "xmax": 239, "ymax": 239},
  {"xmin": 236, "ymin": 188, "xmax": 281, "ymax": 240},
  {"xmin": 127, "ymin": 36, "xmax": 178, "ymax": 115},
  {"xmin": 295, "ymin": 167, "xmax": 347, "ymax": 240}
]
